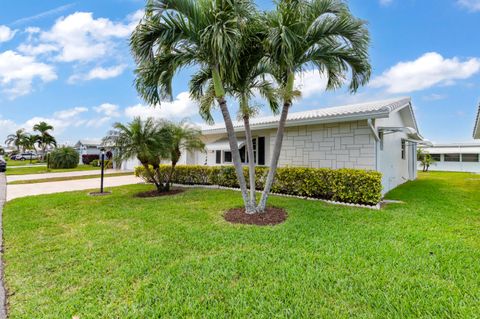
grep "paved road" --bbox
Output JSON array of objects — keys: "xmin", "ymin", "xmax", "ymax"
[
  {"xmin": 0, "ymin": 173, "xmax": 7, "ymax": 318},
  {"xmin": 6, "ymin": 175, "xmax": 143, "ymax": 201},
  {"xmin": 7, "ymin": 169, "xmax": 132, "ymax": 183}
]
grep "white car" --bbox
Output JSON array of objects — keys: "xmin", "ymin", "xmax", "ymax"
[{"xmin": 13, "ymin": 152, "xmax": 38, "ymax": 161}]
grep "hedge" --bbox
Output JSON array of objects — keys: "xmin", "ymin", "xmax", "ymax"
[
  {"xmin": 135, "ymin": 165, "xmax": 382, "ymax": 205},
  {"xmin": 82, "ymin": 154, "xmax": 99, "ymax": 165}
]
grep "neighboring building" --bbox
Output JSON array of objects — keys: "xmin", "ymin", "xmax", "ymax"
[
  {"xmin": 174, "ymin": 97, "xmax": 425, "ymax": 194},
  {"xmin": 419, "ymin": 144, "xmax": 480, "ymax": 173},
  {"xmin": 74, "ymin": 139, "xmax": 102, "ymax": 164}
]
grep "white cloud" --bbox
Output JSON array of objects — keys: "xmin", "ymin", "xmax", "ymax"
[
  {"xmin": 0, "ymin": 50, "xmax": 57, "ymax": 99},
  {"xmin": 85, "ymin": 117, "xmax": 112, "ymax": 128},
  {"xmin": 125, "ymin": 92, "xmax": 198, "ymax": 120},
  {"xmin": 0, "ymin": 25, "xmax": 16, "ymax": 43},
  {"xmin": 422, "ymin": 93, "xmax": 447, "ymax": 101},
  {"xmin": 18, "ymin": 43, "xmax": 59, "ymax": 56},
  {"xmin": 0, "ymin": 118, "xmax": 19, "ymax": 145},
  {"xmin": 22, "ymin": 11, "xmax": 141, "ymax": 63},
  {"xmin": 94, "ymin": 103, "xmax": 120, "ymax": 117},
  {"xmin": 295, "ymin": 70, "xmax": 328, "ymax": 99},
  {"xmin": 370, "ymin": 52, "xmax": 480, "ymax": 93},
  {"xmin": 54, "ymin": 107, "xmax": 88, "ymax": 119},
  {"xmin": 457, "ymin": 0, "xmax": 480, "ymax": 11},
  {"xmin": 68, "ymin": 64, "xmax": 127, "ymax": 83}
]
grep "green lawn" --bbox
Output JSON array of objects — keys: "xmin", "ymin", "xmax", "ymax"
[
  {"xmin": 3, "ymin": 172, "xmax": 480, "ymax": 318},
  {"xmin": 5, "ymin": 159, "xmax": 40, "ymax": 166},
  {"xmin": 8, "ymin": 172, "xmax": 133, "ymax": 185},
  {"xmin": 6, "ymin": 164, "xmax": 100, "ymax": 176}
]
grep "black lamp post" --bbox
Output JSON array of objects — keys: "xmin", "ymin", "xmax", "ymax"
[{"xmin": 100, "ymin": 148, "xmax": 105, "ymax": 193}]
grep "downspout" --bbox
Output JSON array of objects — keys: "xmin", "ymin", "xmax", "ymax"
[{"xmin": 368, "ymin": 119, "xmax": 380, "ymax": 171}]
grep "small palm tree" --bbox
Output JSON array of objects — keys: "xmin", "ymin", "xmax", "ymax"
[
  {"xmin": 161, "ymin": 121, "xmax": 205, "ymax": 191},
  {"xmin": 104, "ymin": 117, "xmax": 170, "ymax": 193},
  {"xmin": 5, "ymin": 129, "xmax": 29, "ymax": 152},
  {"xmin": 33, "ymin": 121, "xmax": 57, "ymax": 159}
]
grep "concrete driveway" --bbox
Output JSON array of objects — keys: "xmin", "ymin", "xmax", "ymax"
[{"xmin": 6, "ymin": 175, "xmax": 143, "ymax": 201}]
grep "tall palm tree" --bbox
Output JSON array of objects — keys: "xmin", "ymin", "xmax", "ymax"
[
  {"xmin": 131, "ymin": 0, "xmax": 257, "ymax": 209},
  {"xmin": 189, "ymin": 18, "xmax": 279, "ymax": 212},
  {"xmin": 256, "ymin": 0, "xmax": 372, "ymax": 211},
  {"xmin": 33, "ymin": 121, "xmax": 57, "ymax": 159},
  {"xmin": 5, "ymin": 129, "xmax": 29, "ymax": 152},
  {"xmin": 161, "ymin": 121, "xmax": 205, "ymax": 191},
  {"xmin": 104, "ymin": 117, "xmax": 170, "ymax": 193}
]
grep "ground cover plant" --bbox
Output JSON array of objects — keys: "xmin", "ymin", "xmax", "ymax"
[{"xmin": 3, "ymin": 172, "xmax": 480, "ymax": 318}]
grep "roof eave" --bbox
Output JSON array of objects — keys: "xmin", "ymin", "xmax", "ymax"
[{"xmin": 202, "ymin": 111, "xmax": 391, "ymax": 135}]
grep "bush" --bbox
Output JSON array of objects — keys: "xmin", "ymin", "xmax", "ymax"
[
  {"xmin": 49, "ymin": 147, "xmax": 79, "ymax": 169},
  {"xmin": 135, "ymin": 165, "xmax": 382, "ymax": 205},
  {"xmin": 82, "ymin": 154, "xmax": 99, "ymax": 165},
  {"xmin": 91, "ymin": 159, "xmax": 99, "ymax": 167}
]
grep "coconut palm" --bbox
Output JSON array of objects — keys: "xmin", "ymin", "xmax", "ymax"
[
  {"xmin": 131, "ymin": 0, "xmax": 257, "ymax": 209},
  {"xmin": 160, "ymin": 121, "xmax": 205, "ymax": 191},
  {"xmin": 5, "ymin": 129, "xmax": 29, "ymax": 152},
  {"xmin": 255, "ymin": 0, "xmax": 372, "ymax": 211},
  {"xmin": 33, "ymin": 121, "xmax": 57, "ymax": 159},
  {"xmin": 189, "ymin": 18, "xmax": 279, "ymax": 211}
]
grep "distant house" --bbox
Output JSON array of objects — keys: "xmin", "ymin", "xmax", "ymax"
[
  {"xmin": 74, "ymin": 139, "xmax": 102, "ymax": 164},
  {"xmin": 419, "ymin": 144, "xmax": 480, "ymax": 173},
  {"xmin": 178, "ymin": 97, "xmax": 426, "ymax": 194}
]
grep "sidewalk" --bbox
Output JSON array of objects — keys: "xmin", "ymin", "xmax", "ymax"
[
  {"xmin": 6, "ymin": 175, "xmax": 143, "ymax": 201},
  {"xmin": 7, "ymin": 169, "xmax": 132, "ymax": 183}
]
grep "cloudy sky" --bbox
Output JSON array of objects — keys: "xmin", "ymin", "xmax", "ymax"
[{"xmin": 1, "ymin": 0, "xmax": 480, "ymax": 145}]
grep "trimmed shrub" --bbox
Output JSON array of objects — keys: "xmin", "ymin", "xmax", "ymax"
[
  {"xmin": 135, "ymin": 165, "xmax": 382, "ymax": 205},
  {"xmin": 82, "ymin": 154, "xmax": 99, "ymax": 165},
  {"xmin": 49, "ymin": 147, "xmax": 79, "ymax": 169},
  {"xmin": 91, "ymin": 159, "xmax": 99, "ymax": 167}
]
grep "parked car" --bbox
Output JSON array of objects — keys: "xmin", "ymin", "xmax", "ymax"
[
  {"xmin": 12, "ymin": 152, "xmax": 38, "ymax": 161},
  {"xmin": 0, "ymin": 156, "xmax": 6, "ymax": 172}
]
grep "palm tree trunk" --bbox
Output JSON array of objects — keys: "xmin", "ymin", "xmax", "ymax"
[
  {"xmin": 243, "ymin": 115, "xmax": 257, "ymax": 208},
  {"xmin": 217, "ymin": 97, "xmax": 255, "ymax": 213},
  {"xmin": 257, "ymin": 101, "xmax": 291, "ymax": 212},
  {"xmin": 164, "ymin": 161, "xmax": 177, "ymax": 192}
]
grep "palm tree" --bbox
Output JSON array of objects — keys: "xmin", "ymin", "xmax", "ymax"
[
  {"xmin": 131, "ymin": 0, "xmax": 257, "ymax": 209},
  {"xmin": 189, "ymin": 18, "xmax": 279, "ymax": 212},
  {"xmin": 255, "ymin": 0, "xmax": 372, "ymax": 211},
  {"xmin": 104, "ymin": 117, "xmax": 170, "ymax": 193},
  {"xmin": 33, "ymin": 121, "xmax": 57, "ymax": 159},
  {"xmin": 5, "ymin": 129, "xmax": 29, "ymax": 152},
  {"xmin": 160, "ymin": 121, "xmax": 205, "ymax": 191}
]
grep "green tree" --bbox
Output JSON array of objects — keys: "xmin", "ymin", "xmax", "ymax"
[
  {"xmin": 33, "ymin": 121, "xmax": 57, "ymax": 159},
  {"xmin": 49, "ymin": 147, "xmax": 79, "ymax": 169},
  {"xmin": 256, "ymin": 0, "xmax": 371, "ymax": 211},
  {"xmin": 5, "ymin": 129, "xmax": 29, "ymax": 152},
  {"xmin": 131, "ymin": 0, "xmax": 257, "ymax": 208}
]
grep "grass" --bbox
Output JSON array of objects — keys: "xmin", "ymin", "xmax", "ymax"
[
  {"xmin": 3, "ymin": 171, "xmax": 480, "ymax": 318},
  {"xmin": 6, "ymin": 165, "xmax": 100, "ymax": 176},
  {"xmin": 8, "ymin": 172, "xmax": 133, "ymax": 185},
  {"xmin": 5, "ymin": 159, "xmax": 40, "ymax": 166}
]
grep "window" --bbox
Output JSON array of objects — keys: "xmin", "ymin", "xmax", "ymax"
[
  {"xmin": 430, "ymin": 154, "xmax": 441, "ymax": 161},
  {"xmin": 462, "ymin": 154, "xmax": 479, "ymax": 162},
  {"xmin": 223, "ymin": 151, "xmax": 232, "ymax": 163},
  {"xmin": 401, "ymin": 140, "xmax": 406, "ymax": 160},
  {"xmin": 444, "ymin": 154, "xmax": 460, "ymax": 162},
  {"xmin": 258, "ymin": 137, "xmax": 265, "ymax": 165},
  {"xmin": 215, "ymin": 150, "xmax": 221, "ymax": 164}
]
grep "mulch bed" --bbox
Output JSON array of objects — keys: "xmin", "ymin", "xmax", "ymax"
[
  {"xmin": 224, "ymin": 207, "xmax": 287, "ymax": 226},
  {"xmin": 135, "ymin": 189, "xmax": 185, "ymax": 198}
]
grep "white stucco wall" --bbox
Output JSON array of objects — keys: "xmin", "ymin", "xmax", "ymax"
[
  {"xmin": 419, "ymin": 156, "xmax": 480, "ymax": 173},
  {"xmin": 376, "ymin": 107, "xmax": 415, "ymax": 193}
]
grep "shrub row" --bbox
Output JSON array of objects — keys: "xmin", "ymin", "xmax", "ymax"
[
  {"xmin": 135, "ymin": 165, "xmax": 382, "ymax": 205},
  {"xmin": 82, "ymin": 154, "xmax": 99, "ymax": 165}
]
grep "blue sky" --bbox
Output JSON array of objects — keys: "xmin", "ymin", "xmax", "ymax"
[{"xmin": 1, "ymin": 0, "xmax": 480, "ymax": 145}]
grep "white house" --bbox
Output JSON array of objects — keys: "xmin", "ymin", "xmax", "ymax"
[
  {"xmin": 419, "ymin": 144, "xmax": 480, "ymax": 173},
  {"xmin": 168, "ymin": 97, "xmax": 424, "ymax": 194},
  {"xmin": 74, "ymin": 139, "xmax": 102, "ymax": 164}
]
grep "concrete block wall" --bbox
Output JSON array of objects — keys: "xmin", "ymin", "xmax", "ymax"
[{"xmin": 273, "ymin": 120, "xmax": 376, "ymax": 170}]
